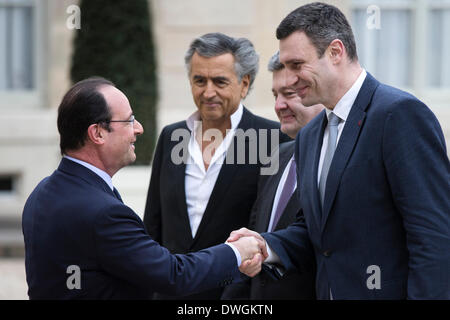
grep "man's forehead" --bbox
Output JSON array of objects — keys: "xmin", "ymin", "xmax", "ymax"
[
  {"xmin": 192, "ymin": 52, "xmax": 235, "ymax": 65},
  {"xmin": 272, "ymin": 69, "xmax": 293, "ymax": 92},
  {"xmin": 279, "ymin": 31, "xmax": 315, "ymax": 62},
  {"xmin": 98, "ymin": 85, "xmax": 131, "ymax": 114},
  {"xmin": 190, "ymin": 52, "xmax": 236, "ymax": 74}
]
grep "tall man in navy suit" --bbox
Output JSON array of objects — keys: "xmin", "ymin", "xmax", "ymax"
[
  {"xmin": 22, "ymin": 77, "xmax": 263, "ymax": 299},
  {"xmin": 222, "ymin": 52, "xmax": 323, "ymax": 299},
  {"xmin": 229, "ymin": 2, "xmax": 449, "ymax": 299}
]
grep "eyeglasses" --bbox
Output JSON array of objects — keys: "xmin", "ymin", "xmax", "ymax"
[{"xmin": 105, "ymin": 115, "xmax": 135, "ymax": 125}]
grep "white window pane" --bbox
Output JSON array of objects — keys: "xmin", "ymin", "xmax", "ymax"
[
  {"xmin": 352, "ymin": 9, "xmax": 412, "ymax": 88},
  {"xmin": 0, "ymin": 5, "xmax": 34, "ymax": 90},
  {"xmin": 427, "ymin": 9, "xmax": 450, "ymax": 87},
  {"xmin": 0, "ymin": 8, "xmax": 7, "ymax": 89}
]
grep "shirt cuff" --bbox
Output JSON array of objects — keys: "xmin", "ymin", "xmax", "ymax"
[
  {"xmin": 264, "ymin": 243, "xmax": 285, "ymax": 277},
  {"xmin": 264, "ymin": 242, "xmax": 281, "ymax": 264},
  {"xmin": 225, "ymin": 242, "xmax": 242, "ymax": 267}
]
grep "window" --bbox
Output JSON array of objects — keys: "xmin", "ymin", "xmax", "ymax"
[
  {"xmin": 0, "ymin": 0, "xmax": 34, "ymax": 90},
  {"xmin": 427, "ymin": 0, "xmax": 450, "ymax": 88},
  {"xmin": 352, "ymin": 0, "xmax": 413, "ymax": 89},
  {"xmin": 0, "ymin": 175, "xmax": 14, "ymax": 192},
  {"xmin": 0, "ymin": 0, "xmax": 44, "ymax": 109},
  {"xmin": 351, "ymin": 0, "xmax": 450, "ymax": 101}
]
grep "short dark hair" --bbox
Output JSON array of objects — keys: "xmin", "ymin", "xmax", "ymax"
[
  {"xmin": 184, "ymin": 32, "xmax": 259, "ymax": 94},
  {"xmin": 276, "ymin": 2, "xmax": 358, "ymax": 61},
  {"xmin": 57, "ymin": 77, "xmax": 115, "ymax": 155}
]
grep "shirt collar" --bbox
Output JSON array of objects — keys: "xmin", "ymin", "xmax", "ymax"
[
  {"xmin": 326, "ymin": 69, "xmax": 367, "ymax": 121},
  {"xmin": 63, "ymin": 155, "xmax": 114, "ymax": 191},
  {"xmin": 186, "ymin": 103, "xmax": 244, "ymax": 132}
]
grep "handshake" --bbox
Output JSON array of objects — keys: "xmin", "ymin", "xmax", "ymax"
[{"xmin": 226, "ymin": 228, "xmax": 267, "ymax": 277}]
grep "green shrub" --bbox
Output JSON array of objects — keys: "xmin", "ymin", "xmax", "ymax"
[{"xmin": 71, "ymin": 0, "xmax": 158, "ymax": 165}]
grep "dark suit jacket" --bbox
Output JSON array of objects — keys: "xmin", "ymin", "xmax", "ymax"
[
  {"xmin": 143, "ymin": 107, "xmax": 290, "ymax": 299},
  {"xmin": 263, "ymin": 73, "xmax": 450, "ymax": 299},
  {"xmin": 22, "ymin": 158, "xmax": 240, "ymax": 300},
  {"xmin": 222, "ymin": 141, "xmax": 316, "ymax": 300}
]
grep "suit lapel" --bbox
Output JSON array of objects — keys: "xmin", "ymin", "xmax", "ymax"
[
  {"xmin": 257, "ymin": 142, "xmax": 294, "ymax": 232},
  {"xmin": 320, "ymin": 73, "xmax": 379, "ymax": 231},
  {"xmin": 174, "ymin": 159, "xmax": 192, "ymax": 239},
  {"xmin": 255, "ymin": 173, "xmax": 279, "ymax": 232},
  {"xmin": 169, "ymin": 122, "xmax": 195, "ymax": 242},
  {"xmin": 304, "ymin": 110, "xmax": 328, "ymax": 231}
]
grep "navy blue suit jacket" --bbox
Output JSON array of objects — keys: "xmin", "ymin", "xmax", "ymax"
[
  {"xmin": 263, "ymin": 73, "xmax": 450, "ymax": 299},
  {"xmin": 22, "ymin": 158, "xmax": 240, "ymax": 299}
]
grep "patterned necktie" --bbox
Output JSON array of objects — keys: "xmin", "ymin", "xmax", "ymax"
[
  {"xmin": 271, "ymin": 160, "xmax": 297, "ymax": 231},
  {"xmin": 319, "ymin": 112, "xmax": 340, "ymax": 207}
]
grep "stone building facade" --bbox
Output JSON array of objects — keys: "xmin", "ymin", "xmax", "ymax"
[{"xmin": 0, "ymin": 0, "xmax": 448, "ymax": 252}]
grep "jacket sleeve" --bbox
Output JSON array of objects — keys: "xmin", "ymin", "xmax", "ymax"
[
  {"xmin": 262, "ymin": 214, "xmax": 315, "ymax": 275},
  {"xmin": 94, "ymin": 203, "xmax": 240, "ymax": 296},
  {"xmin": 382, "ymin": 98, "xmax": 450, "ymax": 299}
]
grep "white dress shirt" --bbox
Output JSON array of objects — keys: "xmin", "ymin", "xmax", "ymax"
[
  {"xmin": 317, "ymin": 69, "xmax": 367, "ymax": 185},
  {"xmin": 63, "ymin": 155, "xmax": 114, "ymax": 191},
  {"xmin": 185, "ymin": 103, "xmax": 243, "ymax": 238}
]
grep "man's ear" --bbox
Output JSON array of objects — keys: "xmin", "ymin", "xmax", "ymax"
[
  {"xmin": 87, "ymin": 123, "xmax": 106, "ymax": 145},
  {"xmin": 240, "ymin": 74, "xmax": 250, "ymax": 99},
  {"xmin": 327, "ymin": 39, "xmax": 345, "ymax": 64}
]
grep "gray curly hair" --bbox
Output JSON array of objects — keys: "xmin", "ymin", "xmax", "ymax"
[{"xmin": 184, "ymin": 32, "xmax": 259, "ymax": 95}]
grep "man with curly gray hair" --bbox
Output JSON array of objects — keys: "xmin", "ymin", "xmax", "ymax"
[{"xmin": 143, "ymin": 32, "xmax": 290, "ymax": 300}]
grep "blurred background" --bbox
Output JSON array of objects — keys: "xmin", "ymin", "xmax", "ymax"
[{"xmin": 0, "ymin": 0, "xmax": 449, "ymax": 299}]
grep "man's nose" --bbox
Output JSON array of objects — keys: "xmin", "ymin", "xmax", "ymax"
[
  {"xmin": 275, "ymin": 95, "xmax": 287, "ymax": 112},
  {"xmin": 134, "ymin": 119, "xmax": 144, "ymax": 135},
  {"xmin": 203, "ymin": 82, "xmax": 217, "ymax": 99}
]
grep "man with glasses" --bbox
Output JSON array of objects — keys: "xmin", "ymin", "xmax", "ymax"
[{"xmin": 22, "ymin": 77, "xmax": 264, "ymax": 299}]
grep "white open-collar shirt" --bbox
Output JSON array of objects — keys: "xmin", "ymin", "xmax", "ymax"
[
  {"xmin": 317, "ymin": 69, "xmax": 367, "ymax": 185},
  {"xmin": 185, "ymin": 103, "xmax": 244, "ymax": 238}
]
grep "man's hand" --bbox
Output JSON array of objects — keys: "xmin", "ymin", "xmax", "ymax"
[
  {"xmin": 229, "ymin": 236, "xmax": 263, "ymax": 277},
  {"xmin": 230, "ymin": 236, "xmax": 260, "ymax": 261},
  {"xmin": 227, "ymin": 228, "xmax": 268, "ymax": 259},
  {"xmin": 239, "ymin": 252, "xmax": 263, "ymax": 277},
  {"xmin": 227, "ymin": 228, "xmax": 269, "ymax": 278}
]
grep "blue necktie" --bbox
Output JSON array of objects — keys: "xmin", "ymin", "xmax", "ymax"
[
  {"xmin": 319, "ymin": 112, "xmax": 340, "ymax": 207},
  {"xmin": 271, "ymin": 160, "xmax": 297, "ymax": 231}
]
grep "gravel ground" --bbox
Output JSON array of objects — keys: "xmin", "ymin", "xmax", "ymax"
[{"xmin": 0, "ymin": 258, "xmax": 28, "ymax": 300}]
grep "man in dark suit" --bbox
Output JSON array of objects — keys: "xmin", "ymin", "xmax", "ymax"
[
  {"xmin": 230, "ymin": 3, "xmax": 449, "ymax": 299},
  {"xmin": 143, "ymin": 33, "xmax": 289, "ymax": 300},
  {"xmin": 22, "ymin": 77, "xmax": 263, "ymax": 300},
  {"xmin": 222, "ymin": 52, "xmax": 323, "ymax": 299}
]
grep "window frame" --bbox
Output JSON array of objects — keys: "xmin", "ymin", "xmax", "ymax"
[
  {"xmin": 351, "ymin": 0, "xmax": 450, "ymax": 105},
  {"xmin": 0, "ymin": 0, "xmax": 47, "ymax": 110}
]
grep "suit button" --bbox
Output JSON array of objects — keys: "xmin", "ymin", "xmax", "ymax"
[{"xmin": 323, "ymin": 250, "xmax": 332, "ymax": 257}]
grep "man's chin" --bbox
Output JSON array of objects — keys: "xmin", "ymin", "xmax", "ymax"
[
  {"xmin": 281, "ymin": 124, "xmax": 300, "ymax": 139},
  {"xmin": 127, "ymin": 153, "xmax": 137, "ymax": 165},
  {"xmin": 200, "ymin": 112, "xmax": 225, "ymax": 123}
]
